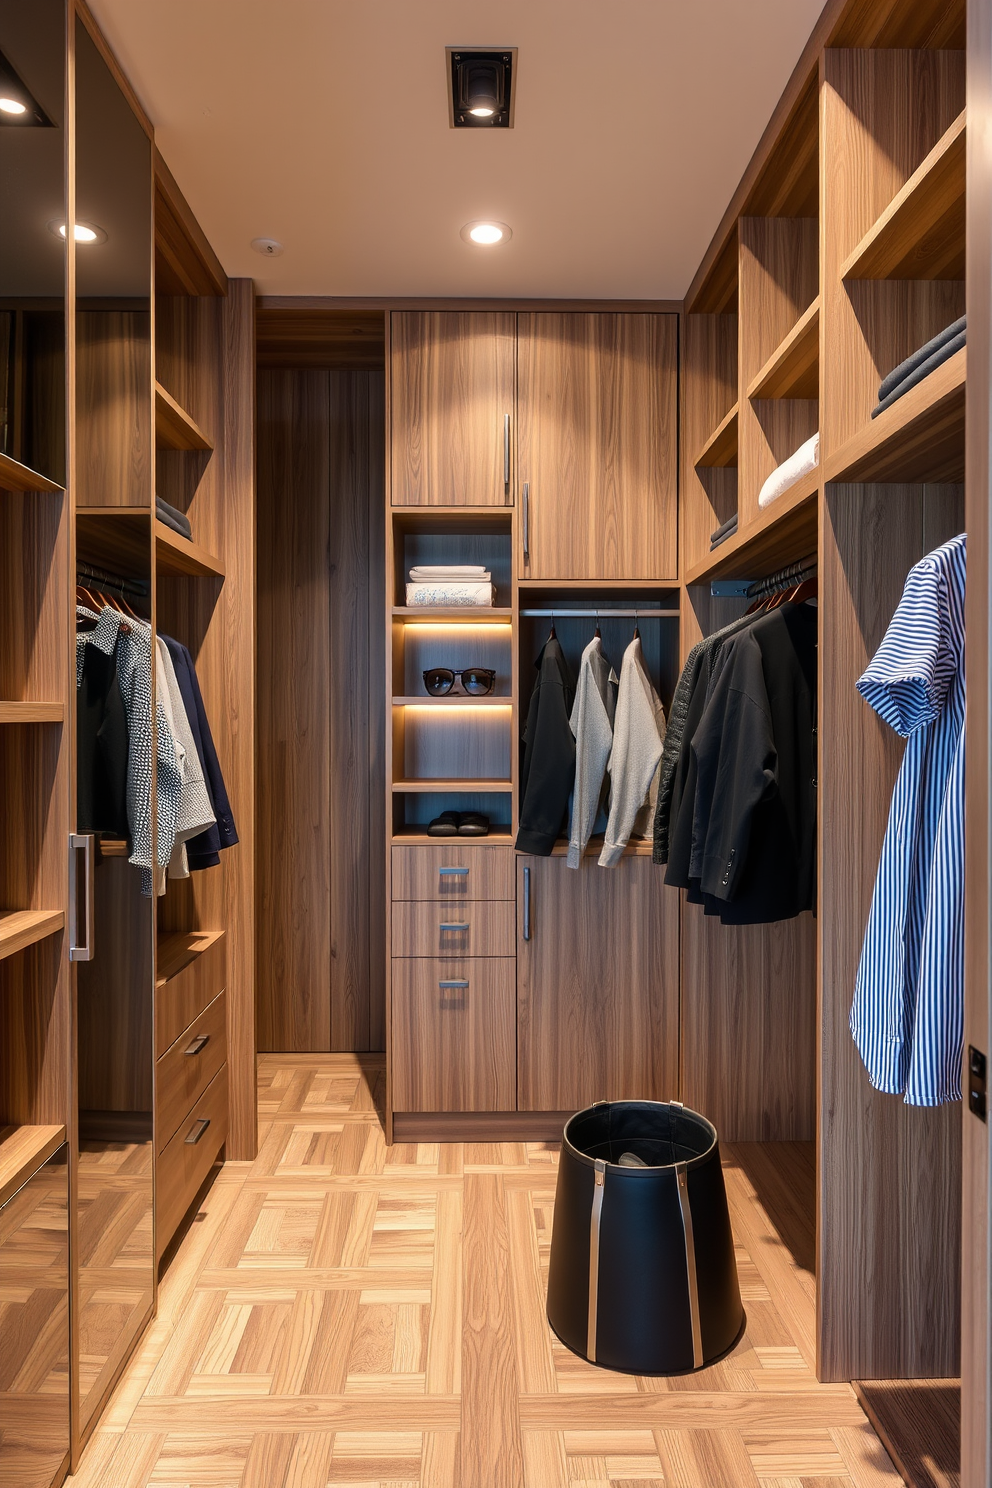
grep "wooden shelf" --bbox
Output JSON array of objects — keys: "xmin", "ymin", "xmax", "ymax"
[
  {"xmin": 0, "ymin": 450, "xmax": 63, "ymax": 494},
  {"xmin": 0, "ymin": 909, "xmax": 65, "ymax": 963},
  {"xmin": 392, "ymin": 830, "xmax": 513, "ymax": 845},
  {"xmin": 747, "ymin": 299, "xmax": 820, "ymax": 400},
  {"xmin": 0, "ymin": 1124, "xmax": 65, "ymax": 1209},
  {"xmin": 547, "ymin": 834, "xmax": 654, "ymax": 859},
  {"xmin": 515, "ymin": 579, "xmax": 680, "ymax": 592},
  {"xmin": 156, "ymin": 520, "xmax": 225, "ymax": 578},
  {"xmin": 842, "ymin": 112, "xmax": 966, "ymax": 281},
  {"xmin": 685, "ymin": 465, "xmax": 819, "ymax": 585},
  {"xmin": 694, "ymin": 402, "xmax": 738, "ymax": 469},
  {"xmin": 0, "ymin": 701, "xmax": 63, "ymax": 724},
  {"xmin": 97, "ymin": 839, "xmax": 129, "ymax": 858},
  {"xmin": 825, "ymin": 345, "xmax": 966, "ymax": 484},
  {"xmin": 393, "ymin": 779, "xmax": 513, "ymax": 793},
  {"xmin": 155, "ymin": 381, "xmax": 213, "ymax": 452},
  {"xmin": 392, "ymin": 696, "xmax": 512, "ymax": 707},
  {"xmin": 156, "ymin": 929, "xmax": 226, "ymax": 989},
  {"xmin": 392, "ymin": 607, "xmax": 512, "ymax": 624}
]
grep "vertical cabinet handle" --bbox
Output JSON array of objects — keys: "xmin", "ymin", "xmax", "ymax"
[
  {"xmin": 185, "ymin": 1118, "xmax": 210, "ymax": 1145},
  {"xmin": 503, "ymin": 413, "xmax": 510, "ymax": 494},
  {"xmin": 523, "ymin": 865, "xmax": 531, "ymax": 941},
  {"xmin": 522, "ymin": 481, "xmax": 530, "ymax": 562},
  {"xmin": 69, "ymin": 832, "xmax": 95, "ymax": 962}
]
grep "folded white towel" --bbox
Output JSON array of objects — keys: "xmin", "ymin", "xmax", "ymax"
[
  {"xmin": 757, "ymin": 432, "xmax": 819, "ymax": 510},
  {"xmin": 408, "ymin": 564, "xmax": 489, "ymax": 579},
  {"xmin": 405, "ymin": 581, "xmax": 495, "ymax": 607}
]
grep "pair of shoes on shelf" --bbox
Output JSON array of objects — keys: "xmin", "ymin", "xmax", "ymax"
[{"xmin": 427, "ymin": 810, "xmax": 489, "ymax": 837}]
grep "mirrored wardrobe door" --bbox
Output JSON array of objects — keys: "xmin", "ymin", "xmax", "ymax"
[{"xmin": 72, "ymin": 5, "xmax": 155, "ymax": 1442}]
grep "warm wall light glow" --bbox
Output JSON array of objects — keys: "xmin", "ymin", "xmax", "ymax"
[
  {"xmin": 460, "ymin": 220, "xmax": 512, "ymax": 247},
  {"xmin": 0, "ymin": 97, "xmax": 26, "ymax": 114},
  {"xmin": 402, "ymin": 623, "xmax": 513, "ymax": 632}
]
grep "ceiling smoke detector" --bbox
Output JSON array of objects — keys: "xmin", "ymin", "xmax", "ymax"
[{"xmin": 447, "ymin": 48, "xmax": 516, "ymax": 129}]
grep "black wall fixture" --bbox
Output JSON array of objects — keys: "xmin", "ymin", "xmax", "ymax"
[
  {"xmin": 0, "ymin": 48, "xmax": 54, "ymax": 126},
  {"xmin": 446, "ymin": 48, "xmax": 516, "ymax": 128}
]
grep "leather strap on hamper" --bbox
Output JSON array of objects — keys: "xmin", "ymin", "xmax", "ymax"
[
  {"xmin": 676, "ymin": 1162, "xmax": 704, "ymax": 1368},
  {"xmin": 586, "ymin": 1159, "xmax": 607, "ymax": 1361}
]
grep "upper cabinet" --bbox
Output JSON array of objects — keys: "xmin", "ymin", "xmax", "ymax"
[
  {"xmin": 517, "ymin": 312, "xmax": 678, "ymax": 580},
  {"xmin": 390, "ymin": 310, "xmax": 515, "ymax": 506}
]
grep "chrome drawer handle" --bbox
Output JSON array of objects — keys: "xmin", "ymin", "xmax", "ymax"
[
  {"xmin": 439, "ymin": 922, "xmax": 469, "ymax": 931},
  {"xmin": 438, "ymin": 866, "xmax": 468, "ymax": 876},
  {"xmin": 439, "ymin": 979, "xmax": 469, "ymax": 989},
  {"xmin": 184, "ymin": 1034, "xmax": 210, "ymax": 1057},
  {"xmin": 185, "ymin": 1118, "xmax": 210, "ymax": 1145}
]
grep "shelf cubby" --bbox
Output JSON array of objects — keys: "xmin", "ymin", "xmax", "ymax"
[
  {"xmin": 747, "ymin": 298, "xmax": 820, "ymax": 401},
  {"xmin": 841, "ymin": 111, "xmax": 966, "ymax": 282},
  {"xmin": 0, "ymin": 909, "xmax": 65, "ymax": 964},
  {"xmin": 694, "ymin": 402, "xmax": 739, "ymax": 468},
  {"xmin": 684, "ymin": 463, "xmax": 819, "ymax": 586},
  {"xmin": 825, "ymin": 344, "xmax": 965, "ymax": 484},
  {"xmin": 76, "ymin": 507, "xmax": 225, "ymax": 580},
  {"xmin": 154, "ymin": 380, "xmax": 213, "ymax": 452}
]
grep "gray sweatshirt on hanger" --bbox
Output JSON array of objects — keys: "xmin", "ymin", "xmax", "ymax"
[
  {"xmin": 566, "ymin": 636, "xmax": 619, "ymax": 868},
  {"xmin": 600, "ymin": 636, "xmax": 667, "ymax": 867}
]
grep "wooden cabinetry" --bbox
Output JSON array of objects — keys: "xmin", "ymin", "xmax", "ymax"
[
  {"xmin": 517, "ymin": 313, "xmax": 678, "ymax": 580},
  {"xmin": 516, "ymin": 855, "xmax": 680, "ymax": 1111},
  {"xmin": 390, "ymin": 312, "xmax": 515, "ymax": 506},
  {"xmin": 391, "ymin": 957, "xmax": 516, "ymax": 1112}
]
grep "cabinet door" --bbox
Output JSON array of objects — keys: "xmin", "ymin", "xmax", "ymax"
[
  {"xmin": 391, "ymin": 958, "xmax": 516, "ymax": 1111},
  {"xmin": 517, "ymin": 313, "xmax": 678, "ymax": 579},
  {"xmin": 517, "ymin": 855, "xmax": 679, "ymax": 1110},
  {"xmin": 390, "ymin": 311, "xmax": 516, "ymax": 506}
]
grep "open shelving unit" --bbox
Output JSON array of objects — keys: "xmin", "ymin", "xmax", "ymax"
[
  {"xmin": 684, "ymin": 463, "xmax": 819, "ymax": 585},
  {"xmin": 76, "ymin": 507, "xmax": 225, "ymax": 580}
]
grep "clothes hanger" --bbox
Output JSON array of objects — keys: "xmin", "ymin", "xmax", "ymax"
[
  {"xmin": 594, "ymin": 608, "xmax": 601, "ymax": 640},
  {"xmin": 549, "ymin": 613, "xmax": 556, "ymax": 641},
  {"xmin": 632, "ymin": 608, "xmax": 640, "ymax": 641}
]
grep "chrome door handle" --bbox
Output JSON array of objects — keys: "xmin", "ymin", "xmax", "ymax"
[
  {"xmin": 69, "ymin": 832, "xmax": 94, "ymax": 962},
  {"xmin": 503, "ymin": 413, "xmax": 510, "ymax": 493},
  {"xmin": 439, "ymin": 922, "xmax": 470, "ymax": 931},
  {"xmin": 438, "ymin": 865, "xmax": 468, "ymax": 878},
  {"xmin": 439, "ymin": 979, "xmax": 469, "ymax": 989},
  {"xmin": 523, "ymin": 865, "xmax": 531, "ymax": 941},
  {"xmin": 185, "ymin": 1118, "xmax": 210, "ymax": 1145},
  {"xmin": 522, "ymin": 481, "xmax": 530, "ymax": 562},
  {"xmin": 184, "ymin": 1034, "xmax": 210, "ymax": 1057}
]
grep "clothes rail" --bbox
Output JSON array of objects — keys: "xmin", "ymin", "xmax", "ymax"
[
  {"xmin": 76, "ymin": 560, "xmax": 150, "ymax": 600},
  {"xmin": 745, "ymin": 557, "xmax": 817, "ymax": 600},
  {"xmin": 518, "ymin": 608, "xmax": 679, "ymax": 618}
]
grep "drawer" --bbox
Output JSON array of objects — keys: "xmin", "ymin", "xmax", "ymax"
[
  {"xmin": 156, "ymin": 931, "xmax": 226, "ymax": 1058},
  {"xmin": 391, "ymin": 843, "xmax": 514, "ymax": 902},
  {"xmin": 156, "ymin": 990, "xmax": 227, "ymax": 1153},
  {"xmin": 156, "ymin": 1063, "xmax": 228, "ymax": 1261},
  {"xmin": 391, "ymin": 957, "xmax": 515, "ymax": 1112},
  {"xmin": 391, "ymin": 900, "xmax": 515, "ymax": 957}
]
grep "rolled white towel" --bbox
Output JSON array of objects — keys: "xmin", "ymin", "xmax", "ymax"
[
  {"xmin": 408, "ymin": 564, "xmax": 489, "ymax": 579},
  {"xmin": 405, "ymin": 581, "xmax": 495, "ymax": 607},
  {"xmin": 758, "ymin": 432, "xmax": 819, "ymax": 510}
]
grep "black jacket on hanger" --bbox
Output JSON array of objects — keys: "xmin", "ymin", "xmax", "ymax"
[
  {"xmin": 77, "ymin": 638, "xmax": 131, "ymax": 843},
  {"xmin": 515, "ymin": 635, "xmax": 576, "ymax": 856}
]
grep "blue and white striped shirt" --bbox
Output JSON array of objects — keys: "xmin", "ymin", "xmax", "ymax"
[{"xmin": 850, "ymin": 532, "xmax": 966, "ymax": 1107}]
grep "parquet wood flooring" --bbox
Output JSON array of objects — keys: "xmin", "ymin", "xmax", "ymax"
[{"xmin": 67, "ymin": 1056, "xmax": 903, "ymax": 1488}]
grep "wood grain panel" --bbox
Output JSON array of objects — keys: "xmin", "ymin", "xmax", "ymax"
[
  {"xmin": 256, "ymin": 367, "xmax": 385, "ymax": 1054},
  {"xmin": 75, "ymin": 310, "xmax": 152, "ymax": 508},
  {"xmin": 517, "ymin": 313, "xmax": 678, "ymax": 580},
  {"xmin": 391, "ymin": 900, "xmax": 515, "ymax": 959},
  {"xmin": 818, "ymin": 481, "xmax": 963, "ymax": 1382},
  {"xmin": 462, "ymin": 1172, "xmax": 523, "ymax": 1488},
  {"xmin": 391, "ymin": 958, "xmax": 516, "ymax": 1112},
  {"xmin": 77, "ymin": 859, "xmax": 153, "ymax": 1115},
  {"xmin": 516, "ymin": 856, "xmax": 680, "ymax": 1111},
  {"xmin": 854, "ymin": 1380, "xmax": 959, "ymax": 1488},
  {"xmin": 153, "ymin": 147, "xmax": 227, "ymax": 298},
  {"xmin": 682, "ymin": 314, "xmax": 739, "ymax": 573},
  {"xmin": 155, "ymin": 932, "xmax": 226, "ymax": 1058},
  {"xmin": 256, "ymin": 308, "xmax": 385, "ymax": 371},
  {"xmin": 391, "ymin": 843, "xmax": 515, "ymax": 902},
  {"xmin": 0, "ymin": 1124, "xmax": 65, "ymax": 1208},
  {"xmin": 390, "ymin": 311, "xmax": 515, "ymax": 507}
]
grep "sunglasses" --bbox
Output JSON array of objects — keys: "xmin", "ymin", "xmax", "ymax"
[{"xmin": 423, "ymin": 667, "xmax": 496, "ymax": 697}]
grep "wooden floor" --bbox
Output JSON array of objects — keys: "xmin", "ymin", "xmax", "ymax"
[{"xmin": 67, "ymin": 1055, "xmax": 903, "ymax": 1488}]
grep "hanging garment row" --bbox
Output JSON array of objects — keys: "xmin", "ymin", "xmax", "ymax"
[
  {"xmin": 76, "ymin": 580, "xmax": 237, "ymax": 896},
  {"xmin": 515, "ymin": 619, "xmax": 667, "ymax": 864},
  {"xmin": 653, "ymin": 565, "xmax": 818, "ymax": 925},
  {"xmin": 851, "ymin": 532, "xmax": 966, "ymax": 1108}
]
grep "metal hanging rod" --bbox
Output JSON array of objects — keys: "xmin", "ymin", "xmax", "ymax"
[
  {"xmin": 745, "ymin": 556, "xmax": 817, "ymax": 600},
  {"xmin": 519, "ymin": 608, "xmax": 679, "ymax": 619},
  {"xmin": 76, "ymin": 560, "xmax": 150, "ymax": 600}
]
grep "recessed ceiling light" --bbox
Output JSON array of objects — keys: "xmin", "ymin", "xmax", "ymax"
[
  {"xmin": 251, "ymin": 237, "xmax": 284, "ymax": 257},
  {"xmin": 48, "ymin": 219, "xmax": 107, "ymax": 244},
  {"xmin": 447, "ymin": 48, "xmax": 516, "ymax": 129},
  {"xmin": 0, "ymin": 97, "xmax": 25, "ymax": 115},
  {"xmin": 461, "ymin": 221, "xmax": 512, "ymax": 246},
  {"xmin": 0, "ymin": 49, "xmax": 53, "ymax": 126}
]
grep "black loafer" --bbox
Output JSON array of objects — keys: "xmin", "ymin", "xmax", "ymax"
[
  {"xmin": 458, "ymin": 812, "xmax": 489, "ymax": 836},
  {"xmin": 428, "ymin": 810, "xmax": 461, "ymax": 836}
]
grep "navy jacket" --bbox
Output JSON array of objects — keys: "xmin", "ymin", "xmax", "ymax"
[{"xmin": 161, "ymin": 634, "xmax": 238, "ymax": 869}]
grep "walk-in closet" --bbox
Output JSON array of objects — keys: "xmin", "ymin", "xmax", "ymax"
[{"xmin": 0, "ymin": 0, "xmax": 989, "ymax": 1485}]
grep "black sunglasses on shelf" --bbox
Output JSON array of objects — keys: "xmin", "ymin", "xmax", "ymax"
[{"xmin": 422, "ymin": 667, "xmax": 496, "ymax": 697}]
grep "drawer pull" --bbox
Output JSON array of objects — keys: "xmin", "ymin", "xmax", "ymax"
[
  {"xmin": 438, "ymin": 866, "xmax": 469, "ymax": 876},
  {"xmin": 439, "ymin": 922, "xmax": 470, "ymax": 931},
  {"xmin": 439, "ymin": 979, "xmax": 469, "ymax": 989},
  {"xmin": 184, "ymin": 1034, "xmax": 210, "ymax": 1057},
  {"xmin": 185, "ymin": 1118, "xmax": 211, "ymax": 1145}
]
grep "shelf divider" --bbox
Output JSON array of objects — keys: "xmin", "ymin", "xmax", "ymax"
[
  {"xmin": 694, "ymin": 402, "xmax": 739, "ymax": 469},
  {"xmin": 155, "ymin": 381, "xmax": 213, "ymax": 452},
  {"xmin": 0, "ymin": 1124, "xmax": 66, "ymax": 1208},
  {"xmin": 0, "ymin": 702, "xmax": 64, "ymax": 724},
  {"xmin": 747, "ymin": 299, "xmax": 820, "ymax": 400}
]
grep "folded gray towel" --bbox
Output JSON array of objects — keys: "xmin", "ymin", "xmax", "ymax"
[
  {"xmin": 710, "ymin": 514, "xmax": 738, "ymax": 550},
  {"xmin": 877, "ymin": 316, "xmax": 966, "ymax": 402},
  {"xmin": 156, "ymin": 497, "xmax": 192, "ymax": 538},
  {"xmin": 871, "ymin": 328, "xmax": 966, "ymax": 419}
]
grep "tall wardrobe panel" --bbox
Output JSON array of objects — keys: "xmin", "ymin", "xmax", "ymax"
[
  {"xmin": 516, "ymin": 312, "xmax": 678, "ymax": 580},
  {"xmin": 72, "ymin": 10, "xmax": 155, "ymax": 1443},
  {"xmin": 257, "ymin": 367, "xmax": 385, "ymax": 1053},
  {"xmin": 390, "ymin": 311, "xmax": 515, "ymax": 507}
]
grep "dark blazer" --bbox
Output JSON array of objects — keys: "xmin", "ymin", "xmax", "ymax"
[
  {"xmin": 161, "ymin": 634, "xmax": 238, "ymax": 869},
  {"xmin": 515, "ymin": 636, "xmax": 576, "ymax": 856},
  {"xmin": 77, "ymin": 637, "xmax": 131, "ymax": 843}
]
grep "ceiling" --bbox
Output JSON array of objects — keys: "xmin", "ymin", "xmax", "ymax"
[{"xmin": 87, "ymin": 0, "xmax": 825, "ymax": 301}]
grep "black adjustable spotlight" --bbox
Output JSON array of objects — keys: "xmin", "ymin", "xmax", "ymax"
[
  {"xmin": 447, "ymin": 48, "xmax": 516, "ymax": 128},
  {"xmin": 0, "ymin": 49, "xmax": 54, "ymax": 126}
]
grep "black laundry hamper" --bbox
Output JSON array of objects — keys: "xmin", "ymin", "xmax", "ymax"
[{"xmin": 546, "ymin": 1100, "xmax": 745, "ymax": 1375}]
